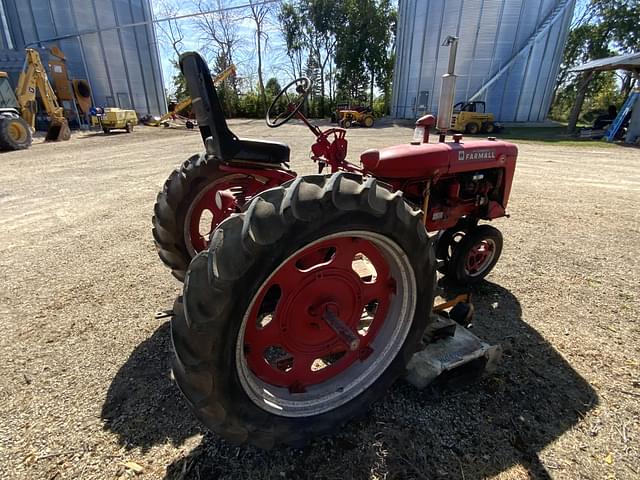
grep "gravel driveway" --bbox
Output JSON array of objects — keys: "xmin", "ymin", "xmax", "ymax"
[{"xmin": 1, "ymin": 121, "xmax": 638, "ymax": 479}]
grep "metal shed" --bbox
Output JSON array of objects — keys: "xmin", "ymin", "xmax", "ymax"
[
  {"xmin": 392, "ymin": 0, "xmax": 576, "ymax": 122},
  {"xmin": 0, "ymin": 0, "xmax": 166, "ymax": 116},
  {"xmin": 570, "ymin": 53, "xmax": 640, "ymax": 143}
]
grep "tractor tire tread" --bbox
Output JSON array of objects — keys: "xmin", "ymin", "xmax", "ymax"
[
  {"xmin": 152, "ymin": 153, "xmax": 221, "ymax": 281},
  {"xmin": 448, "ymin": 224, "xmax": 503, "ymax": 284},
  {"xmin": 172, "ymin": 172, "xmax": 436, "ymax": 448},
  {"xmin": 0, "ymin": 116, "xmax": 32, "ymax": 151}
]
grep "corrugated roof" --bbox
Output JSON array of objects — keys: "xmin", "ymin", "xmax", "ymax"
[{"xmin": 571, "ymin": 52, "xmax": 640, "ymax": 72}]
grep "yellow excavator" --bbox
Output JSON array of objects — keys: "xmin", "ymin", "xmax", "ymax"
[
  {"xmin": 145, "ymin": 64, "xmax": 236, "ymax": 127},
  {"xmin": 0, "ymin": 48, "xmax": 70, "ymax": 150},
  {"xmin": 15, "ymin": 48, "xmax": 70, "ymax": 142}
]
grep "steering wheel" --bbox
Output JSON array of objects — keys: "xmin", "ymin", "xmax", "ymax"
[{"xmin": 266, "ymin": 77, "xmax": 312, "ymax": 128}]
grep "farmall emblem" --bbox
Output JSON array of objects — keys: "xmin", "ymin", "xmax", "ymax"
[{"xmin": 460, "ymin": 150, "xmax": 496, "ymax": 161}]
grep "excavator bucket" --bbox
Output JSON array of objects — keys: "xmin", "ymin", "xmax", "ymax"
[{"xmin": 45, "ymin": 119, "xmax": 71, "ymax": 142}]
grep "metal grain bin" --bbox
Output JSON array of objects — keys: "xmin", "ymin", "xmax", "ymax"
[
  {"xmin": 392, "ymin": 0, "xmax": 575, "ymax": 122},
  {"xmin": 0, "ymin": 0, "xmax": 166, "ymax": 116}
]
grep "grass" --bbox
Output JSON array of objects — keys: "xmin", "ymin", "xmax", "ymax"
[{"xmin": 495, "ymin": 126, "xmax": 618, "ymax": 147}]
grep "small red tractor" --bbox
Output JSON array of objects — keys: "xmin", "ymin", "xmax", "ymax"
[{"xmin": 153, "ymin": 46, "xmax": 516, "ymax": 448}]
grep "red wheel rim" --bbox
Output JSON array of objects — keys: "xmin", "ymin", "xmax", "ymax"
[
  {"xmin": 465, "ymin": 238, "xmax": 496, "ymax": 276},
  {"xmin": 243, "ymin": 235, "xmax": 396, "ymax": 391},
  {"xmin": 185, "ymin": 175, "xmax": 267, "ymax": 254}
]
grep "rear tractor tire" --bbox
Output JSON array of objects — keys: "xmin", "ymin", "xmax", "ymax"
[
  {"xmin": 171, "ymin": 172, "xmax": 436, "ymax": 448},
  {"xmin": 0, "ymin": 116, "xmax": 32, "ymax": 151},
  {"xmin": 363, "ymin": 115, "xmax": 374, "ymax": 128},
  {"xmin": 447, "ymin": 224, "xmax": 503, "ymax": 284},
  {"xmin": 152, "ymin": 154, "xmax": 285, "ymax": 281}
]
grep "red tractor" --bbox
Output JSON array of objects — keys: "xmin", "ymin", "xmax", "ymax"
[{"xmin": 153, "ymin": 51, "xmax": 517, "ymax": 448}]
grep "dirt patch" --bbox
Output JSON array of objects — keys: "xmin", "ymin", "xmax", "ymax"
[{"xmin": 0, "ymin": 121, "xmax": 638, "ymax": 479}]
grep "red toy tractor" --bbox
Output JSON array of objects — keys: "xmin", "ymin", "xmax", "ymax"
[{"xmin": 152, "ymin": 51, "xmax": 517, "ymax": 448}]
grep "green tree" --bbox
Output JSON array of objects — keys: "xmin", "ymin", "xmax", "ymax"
[
  {"xmin": 334, "ymin": 0, "xmax": 395, "ymax": 110},
  {"xmin": 553, "ymin": 0, "xmax": 640, "ymax": 130},
  {"xmin": 278, "ymin": 0, "xmax": 396, "ymax": 116},
  {"xmin": 170, "ymin": 60, "xmax": 189, "ymax": 102},
  {"xmin": 265, "ymin": 78, "xmax": 282, "ymax": 97},
  {"xmin": 279, "ymin": 1, "xmax": 340, "ymax": 117},
  {"xmin": 248, "ymin": 0, "xmax": 274, "ymax": 115},
  {"xmin": 212, "ymin": 53, "xmax": 238, "ymax": 117},
  {"xmin": 278, "ymin": 2, "xmax": 306, "ymax": 78}
]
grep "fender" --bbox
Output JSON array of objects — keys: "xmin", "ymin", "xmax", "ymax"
[{"xmin": 218, "ymin": 161, "xmax": 297, "ymax": 189}]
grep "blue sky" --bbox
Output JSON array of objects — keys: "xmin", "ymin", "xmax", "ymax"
[
  {"xmin": 153, "ymin": 0, "xmax": 291, "ymax": 97},
  {"xmin": 153, "ymin": 0, "xmax": 589, "ymax": 97}
]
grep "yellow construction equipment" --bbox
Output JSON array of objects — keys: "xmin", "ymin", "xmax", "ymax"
[
  {"xmin": 101, "ymin": 108, "xmax": 138, "ymax": 133},
  {"xmin": 337, "ymin": 107, "xmax": 375, "ymax": 128},
  {"xmin": 0, "ymin": 71, "xmax": 32, "ymax": 151},
  {"xmin": 15, "ymin": 48, "xmax": 70, "ymax": 142},
  {"xmin": 146, "ymin": 64, "xmax": 236, "ymax": 127},
  {"xmin": 450, "ymin": 101, "xmax": 501, "ymax": 134},
  {"xmin": 48, "ymin": 46, "xmax": 93, "ymax": 116}
]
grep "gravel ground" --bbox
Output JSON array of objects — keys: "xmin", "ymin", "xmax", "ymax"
[{"xmin": 0, "ymin": 121, "xmax": 638, "ymax": 479}]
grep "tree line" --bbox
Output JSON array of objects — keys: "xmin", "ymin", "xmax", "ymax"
[{"xmin": 156, "ymin": 0, "xmax": 396, "ymax": 119}]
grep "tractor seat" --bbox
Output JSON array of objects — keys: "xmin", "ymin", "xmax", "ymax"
[
  {"xmin": 181, "ymin": 51, "xmax": 290, "ymax": 165},
  {"xmin": 203, "ymin": 135, "xmax": 290, "ymax": 164}
]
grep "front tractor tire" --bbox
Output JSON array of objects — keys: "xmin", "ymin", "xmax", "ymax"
[
  {"xmin": 152, "ymin": 154, "xmax": 278, "ymax": 281},
  {"xmin": 447, "ymin": 224, "xmax": 503, "ymax": 284},
  {"xmin": 171, "ymin": 173, "xmax": 436, "ymax": 448}
]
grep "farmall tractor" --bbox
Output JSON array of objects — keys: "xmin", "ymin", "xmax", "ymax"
[{"xmin": 152, "ymin": 39, "xmax": 517, "ymax": 448}]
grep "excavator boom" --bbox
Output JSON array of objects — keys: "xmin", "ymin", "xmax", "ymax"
[
  {"xmin": 15, "ymin": 49, "xmax": 70, "ymax": 142},
  {"xmin": 148, "ymin": 64, "xmax": 236, "ymax": 127}
]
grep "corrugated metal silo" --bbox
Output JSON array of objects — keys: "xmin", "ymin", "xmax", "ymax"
[
  {"xmin": 392, "ymin": 0, "xmax": 576, "ymax": 122},
  {"xmin": 0, "ymin": 0, "xmax": 166, "ymax": 116}
]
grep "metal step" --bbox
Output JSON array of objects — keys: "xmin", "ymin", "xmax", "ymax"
[{"xmin": 406, "ymin": 316, "xmax": 502, "ymax": 389}]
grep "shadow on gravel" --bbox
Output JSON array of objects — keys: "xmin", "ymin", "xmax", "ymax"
[
  {"xmin": 79, "ymin": 131, "xmax": 132, "ymax": 139},
  {"xmin": 103, "ymin": 282, "xmax": 597, "ymax": 478},
  {"xmin": 101, "ymin": 321, "xmax": 201, "ymax": 452}
]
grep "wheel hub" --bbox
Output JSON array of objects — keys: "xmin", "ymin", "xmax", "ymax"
[
  {"xmin": 465, "ymin": 238, "xmax": 496, "ymax": 276},
  {"xmin": 235, "ymin": 230, "xmax": 418, "ymax": 418},
  {"xmin": 242, "ymin": 236, "xmax": 396, "ymax": 391},
  {"xmin": 284, "ymin": 274, "xmax": 359, "ymax": 352},
  {"xmin": 8, "ymin": 121, "xmax": 27, "ymax": 143}
]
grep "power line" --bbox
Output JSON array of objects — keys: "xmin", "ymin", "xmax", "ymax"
[{"xmin": 26, "ymin": 0, "xmax": 281, "ymax": 47}]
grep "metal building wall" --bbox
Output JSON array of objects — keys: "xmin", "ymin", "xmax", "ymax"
[
  {"xmin": 0, "ymin": 0, "xmax": 166, "ymax": 116},
  {"xmin": 392, "ymin": 0, "xmax": 575, "ymax": 122}
]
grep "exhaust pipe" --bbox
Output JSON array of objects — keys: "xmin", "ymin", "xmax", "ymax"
[{"xmin": 437, "ymin": 35, "xmax": 458, "ymax": 142}]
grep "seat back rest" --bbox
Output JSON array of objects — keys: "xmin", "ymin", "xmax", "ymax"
[{"xmin": 179, "ymin": 52, "xmax": 238, "ymax": 160}]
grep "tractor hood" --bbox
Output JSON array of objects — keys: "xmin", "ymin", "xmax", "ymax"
[{"xmin": 360, "ymin": 139, "xmax": 518, "ymax": 179}]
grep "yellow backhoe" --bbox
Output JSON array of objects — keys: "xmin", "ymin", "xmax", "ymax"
[
  {"xmin": 145, "ymin": 64, "xmax": 236, "ymax": 127},
  {"xmin": 15, "ymin": 48, "xmax": 70, "ymax": 142}
]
